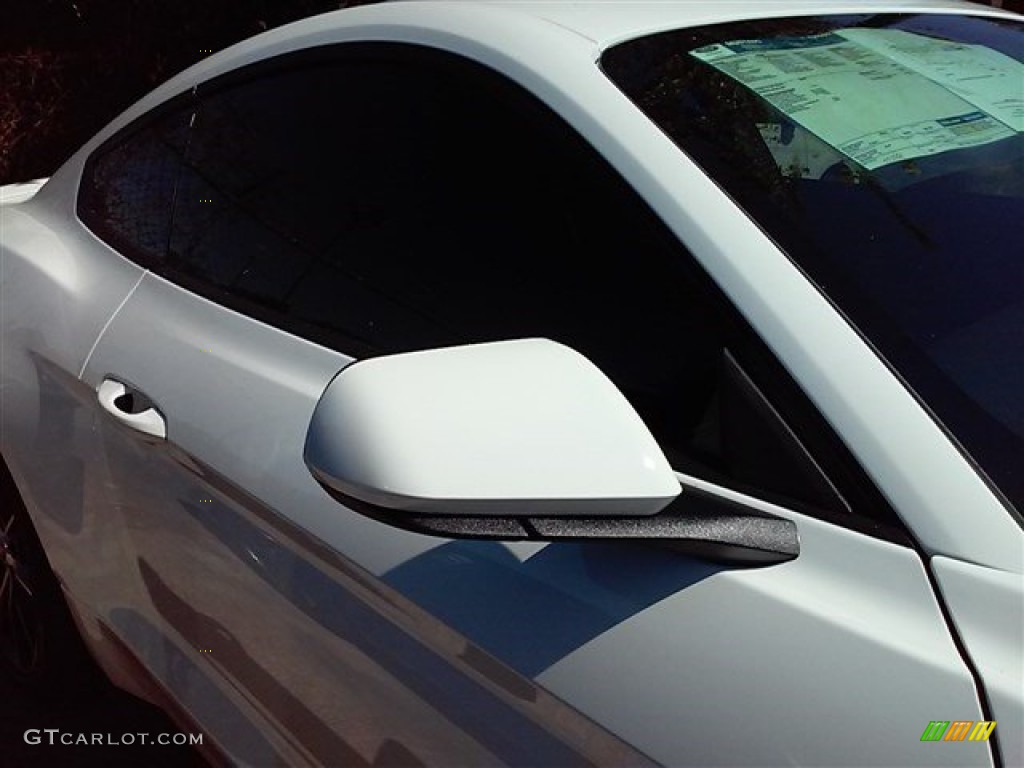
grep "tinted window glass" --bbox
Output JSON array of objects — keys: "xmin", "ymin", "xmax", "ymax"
[
  {"xmin": 78, "ymin": 104, "xmax": 192, "ymax": 263},
  {"xmin": 604, "ymin": 14, "xmax": 1024, "ymax": 519},
  {"xmin": 171, "ymin": 60, "xmax": 456, "ymax": 350},
  {"xmin": 166, "ymin": 46, "xmax": 887, "ymax": 525}
]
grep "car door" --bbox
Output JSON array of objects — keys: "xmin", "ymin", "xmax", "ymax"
[{"xmin": 78, "ymin": 41, "xmax": 993, "ymax": 767}]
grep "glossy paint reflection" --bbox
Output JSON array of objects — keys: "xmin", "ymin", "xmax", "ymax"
[
  {"xmin": 183, "ymin": 498, "xmax": 657, "ymax": 766},
  {"xmin": 384, "ymin": 540, "xmax": 721, "ymax": 677}
]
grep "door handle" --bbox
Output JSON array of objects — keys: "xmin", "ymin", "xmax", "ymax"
[{"xmin": 97, "ymin": 378, "xmax": 167, "ymax": 439}]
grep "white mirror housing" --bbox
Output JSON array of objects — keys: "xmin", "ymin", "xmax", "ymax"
[{"xmin": 304, "ymin": 339, "xmax": 680, "ymax": 517}]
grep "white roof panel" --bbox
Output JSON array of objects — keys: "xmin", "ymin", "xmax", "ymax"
[{"xmin": 461, "ymin": 0, "xmax": 1013, "ymax": 48}]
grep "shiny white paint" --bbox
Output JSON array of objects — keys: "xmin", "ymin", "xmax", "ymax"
[
  {"xmin": 1, "ymin": 2, "xmax": 1020, "ymax": 766},
  {"xmin": 932, "ymin": 556, "xmax": 1024, "ymax": 766},
  {"xmin": 476, "ymin": 0, "xmax": 1012, "ymax": 47},
  {"xmin": 539, "ymin": 503, "xmax": 990, "ymax": 767},
  {"xmin": 80, "ymin": 271, "xmax": 439, "ymax": 578},
  {"xmin": 306, "ymin": 339, "xmax": 680, "ymax": 516},
  {"xmin": 0, "ymin": 179, "xmax": 47, "ymax": 205},
  {"xmin": 0, "ymin": 196, "xmax": 144, "ymax": 379}
]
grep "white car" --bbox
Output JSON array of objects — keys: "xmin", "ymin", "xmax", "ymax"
[{"xmin": 2, "ymin": 1, "xmax": 1021, "ymax": 765}]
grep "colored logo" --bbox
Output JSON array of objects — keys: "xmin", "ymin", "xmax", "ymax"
[{"xmin": 921, "ymin": 721, "xmax": 996, "ymax": 742}]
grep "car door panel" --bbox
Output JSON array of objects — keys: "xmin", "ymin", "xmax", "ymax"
[
  {"xmin": 80, "ymin": 271, "xmax": 436, "ymax": 575},
  {"xmin": 537, "ymin": 501, "xmax": 992, "ymax": 767},
  {"xmin": 81, "ymin": 272, "xmax": 657, "ymax": 766},
  {"xmin": 78, "ymin": 269, "xmax": 993, "ymax": 767}
]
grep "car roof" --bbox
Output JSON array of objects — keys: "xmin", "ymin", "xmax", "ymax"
[
  {"xmin": 78, "ymin": 0, "xmax": 1020, "ymax": 177},
  {"xmin": 392, "ymin": 0, "xmax": 1015, "ymax": 48},
  {"xmin": 74, "ymin": 0, "xmax": 1021, "ymax": 167},
  {"xmin": 127, "ymin": 1, "xmax": 1019, "ymax": 106}
]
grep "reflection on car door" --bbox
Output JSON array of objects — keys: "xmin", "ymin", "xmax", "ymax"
[{"xmin": 80, "ymin": 271, "xmax": 655, "ymax": 766}]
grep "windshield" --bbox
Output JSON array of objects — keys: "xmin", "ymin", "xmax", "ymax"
[{"xmin": 603, "ymin": 13, "xmax": 1023, "ymax": 518}]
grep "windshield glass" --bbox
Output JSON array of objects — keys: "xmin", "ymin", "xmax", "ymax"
[{"xmin": 603, "ymin": 13, "xmax": 1023, "ymax": 518}]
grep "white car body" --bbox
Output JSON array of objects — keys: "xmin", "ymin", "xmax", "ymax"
[{"xmin": 2, "ymin": 1, "xmax": 1021, "ymax": 766}]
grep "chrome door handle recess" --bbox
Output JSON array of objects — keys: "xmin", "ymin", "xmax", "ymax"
[{"xmin": 97, "ymin": 379, "xmax": 166, "ymax": 439}]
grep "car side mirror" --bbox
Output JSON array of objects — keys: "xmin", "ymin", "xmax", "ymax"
[{"xmin": 304, "ymin": 339, "xmax": 798, "ymax": 565}]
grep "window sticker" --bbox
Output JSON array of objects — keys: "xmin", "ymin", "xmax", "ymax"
[
  {"xmin": 839, "ymin": 28, "xmax": 1024, "ymax": 132},
  {"xmin": 691, "ymin": 30, "xmax": 1022, "ymax": 170}
]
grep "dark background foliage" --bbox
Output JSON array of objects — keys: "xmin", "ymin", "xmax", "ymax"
[
  {"xmin": 0, "ymin": 0, "xmax": 372, "ymax": 184},
  {"xmin": 0, "ymin": 0, "xmax": 1021, "ymax": 185}
]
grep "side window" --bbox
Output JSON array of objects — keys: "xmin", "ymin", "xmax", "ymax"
[
  {"xmin": 169, "ymin": 60, "xmax": 455, "ymax": 353},
  {"xmin": 164, "ymin": 45, "xmax": 901, "ymax": 537},
  {"xmin": 78, "ymin": 100, "xmax": 193, "ymax": 264}
]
